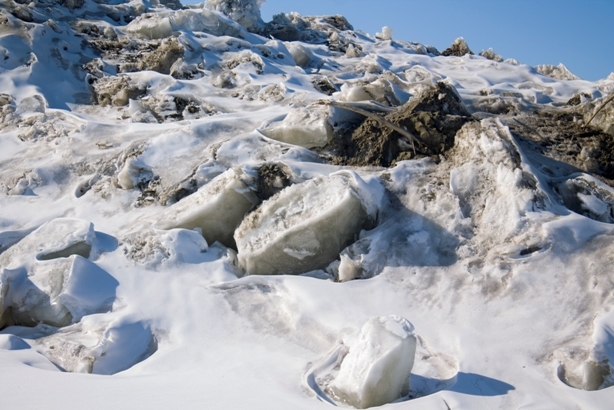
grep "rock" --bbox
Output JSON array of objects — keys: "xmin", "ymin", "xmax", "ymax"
[
  {"xmin": 5, "ymin": 256, "xmax": 117, "ymax": 327},
  {"xmin": 479, "ymin": 48, "xmax": 503, "ymax": 62},
  {"xmin": 328, "ymin": 316, "xmax": 417, "ymax": 409},
  {"xmin": 235, "ymin": 172, "xmax": 379, "ymax": 275},
  {"xmin": 255, "ymin": 162, "xmax": 293, "ymax": 201},
  {"xmin": 312, "ymin": 76, "xmax": 337, "ymax": 96},
  {"xmin": 557, "ymin": 176, "xmax": 614, "ymax": 223},
  {"xmin": 441, "ymin": 37, "xmax": 473, "ymax": 57}
]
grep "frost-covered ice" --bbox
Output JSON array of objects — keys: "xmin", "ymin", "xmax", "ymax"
[{"xmin": 1, "ymin": 0, "xmax": 614, "ymax": 409}]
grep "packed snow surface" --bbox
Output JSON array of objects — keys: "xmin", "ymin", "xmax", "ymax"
[{"xmin": 1, "ymin": 0, "xmax": 614, "ymax": 409}]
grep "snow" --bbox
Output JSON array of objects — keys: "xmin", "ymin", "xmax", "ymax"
[{"xmin": 0, "ymin": 1, "xmax": 614, "ymax": 409}]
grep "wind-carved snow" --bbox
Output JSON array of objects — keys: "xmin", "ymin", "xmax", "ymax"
[{"xmin": 1, "ymin": 0, "xmax": 614, "ymax": 408}]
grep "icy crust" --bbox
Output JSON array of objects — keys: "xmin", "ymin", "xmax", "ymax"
[
  {"xmin": 328, "ymin": 316, "xmax": 417, "ymax": 409},
  {"xmin": 155, "ymin": 168, "xmax": 260, "ymax": 249},
  {"xmin": 235, "ymin": 172, "xmax": 378, "ymax": 275}
]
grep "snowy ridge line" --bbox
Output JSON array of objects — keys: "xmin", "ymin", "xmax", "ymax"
[{"xmin": 0, "ymin": 0, "xmax": 614, "ymax": 409}]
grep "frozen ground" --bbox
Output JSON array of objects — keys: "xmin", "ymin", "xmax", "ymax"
[{"xmin": 1, "ymin": 0, "xmax": 614, "ymax": 408}]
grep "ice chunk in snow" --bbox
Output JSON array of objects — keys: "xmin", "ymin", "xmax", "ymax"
[
  {"xmin": 235, "ymin": 172, "xmax": 381, "ymax": 275},
  {"xmin": 117, "ymin": 157, "xmax": 153, "ymax": 190},
  {"xmin": 205, "ymin": 0, "xmax": 265, "ymax": 31},
  {"xmin": 0, "ymin": 218, "xmax": 94, "ymax": 268},
  {"xmin": 260, "ymin": 105, "xmax": 334, "ymax": 149},
  {"xmin": 535, "ymin": 63, "xmax": 580, "ymax": 81},
  {"xmin": 0, "ymin": 276, "xmax": 8, "ymax": 328},
  {"xmin": 328, "ymin": 316, "xmax": 417, "ymax": 409},
  {"xmin": 6, "ymin": 256, "xmax": 117, "ymax": 327},
  {"xmin": 126, "ymin": 15, "xmax": 174, "ymax": 39},
  {"xmin": 376, "ymin": 26, "xmax": 393, "ymax": 41},
  {"xmin": 286, "ymin": 43, "xmax": 312, "ymax": 67},
  {"xmin": 155, "ymin": 168, "xmax": 260, "ymax": 249},
  {"xmin": 36, "ymin": 320, "xmax": 157, "ymax": 374}
]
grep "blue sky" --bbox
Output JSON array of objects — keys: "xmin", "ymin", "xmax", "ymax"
[{"xmin": 184, "ymin": 0, "xmax": 614, "ymax": 81}]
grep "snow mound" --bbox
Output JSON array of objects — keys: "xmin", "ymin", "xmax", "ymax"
[
  {"xmin": 328, "ymin": 316, "xmax": 417, "ymax": 409},
  {"xmin": 235, "ymin": 172, "xmax": 381, "ymax": 275}
]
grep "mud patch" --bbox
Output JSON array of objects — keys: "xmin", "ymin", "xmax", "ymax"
[{"xmin": 330, "ymin": 82, "xmax": 473, "ymax": 167}]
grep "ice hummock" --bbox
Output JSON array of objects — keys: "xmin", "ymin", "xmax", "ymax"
[
  {"xmin": 328, "ymin": 316, "xmax": 417, "ymax": 409},
  {"xmin": 235, "ymin": 172, "xmax": 381, "ymax": 275}
]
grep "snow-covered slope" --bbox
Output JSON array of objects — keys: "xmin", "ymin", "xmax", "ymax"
[{"xmin": 1, "ymin": 0, "xmax": 614, "ymax": 409}]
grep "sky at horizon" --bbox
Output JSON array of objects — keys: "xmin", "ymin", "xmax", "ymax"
[{"xmin": 183, "ymin": 0, "xmax": 613, "ymax": 81}]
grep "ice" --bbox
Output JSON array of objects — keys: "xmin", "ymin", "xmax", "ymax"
[
  {"xmin": 0, "ymin": 276, "xmax": 8, "ymax": 328},
  {"xmin": 286, "ymin": 42, "xmax": 312, "ymax": 67},
  {"xmin": 35, "ymin": 320, "xmax": 157, "ymax": 374},
  {"xmin": 205, "ymin": 0, "xmax": 265, "ymax": 31},
  {"xmin": 4, "ymin": 255, "xmax": 117, "ymax": 327},
  {"xmin": 328, "ymin": 316, "xmax": 417, "ymax": 409},
  {"xmin": 0, "ymin": 218, "xmax": 94, "ymax": 268},
  {"xmin": 155, "ymin": 168, "xmax": 260, "ymax": 249},
  {"xmin": 58, "ymin": 256, "xmax": 118, "ymax": 320},
  {"xmin": 535, "ymin": 63, "xmax": 580, "ymax": 81},
  {"xmin": 260, "ymin": 105, "xmax": 334, "ymax": 148},
  {"xmin": 376, "ymin": 26, "xmax": 393, "ymax": 41},
  {"xmin": 234, "ymin": 172, "xmax": 380, "ymax": 275},
  {"xmin": 2, "ymin": 1, "xmax": 614, "ymax": 408},
  {"xmin": 117, "ymin": 157, "xmax": 154, "ymax": 190}
]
